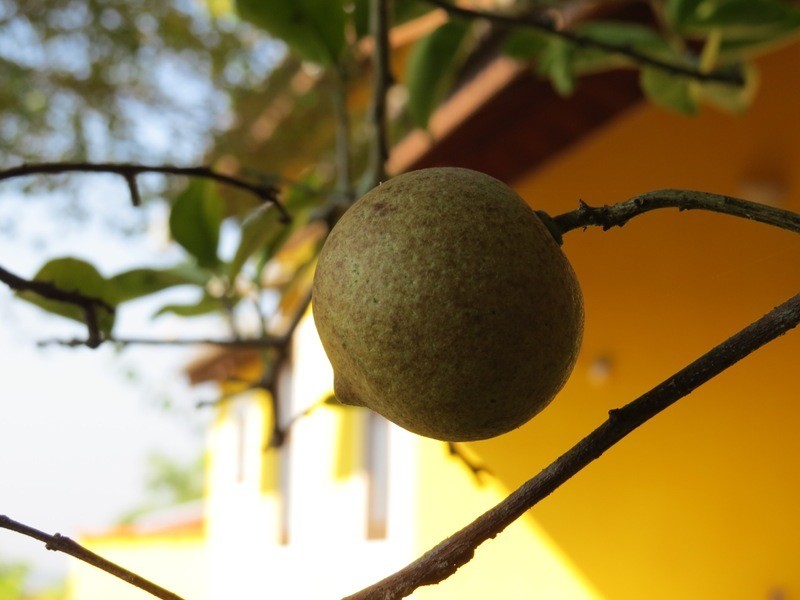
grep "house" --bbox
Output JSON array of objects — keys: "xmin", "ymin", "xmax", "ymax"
[{"xmin": 70, "ymin": 14, "xmax": 800, "ymax": 600}]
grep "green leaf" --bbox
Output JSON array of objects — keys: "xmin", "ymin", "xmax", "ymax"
[
  {"xmin": 640, "ymin": 67, "xmax": 698, "ymax": 115},
  {"xmin": 169, "ymin": 181, "xmax": 223, "ymax": 269},
  {"xmin": 107, "ymin": 265, "xmax": 211, "ymax": 304},
  {"xmin": 406, "ymin": 19, "xmax": 470, "ymax": 128},
  {"xmin": 16, "ymin": 257, "xmax": 115, "ymax": 334},
  {"xmin": 692, "ymin": 62, "xmax": 759, "ymax": 113},
  {"xmin": 571, "ymin": 21, "xmax": 673, "ymax": 73},
  {"xmin": 229, "ymin": 176, "xmax": 322, "ymax": 280},
  {"xmin": 665, "ymin": 0, "xmax": 703, "ymax": 29},
  {"xmin": 352, "ymin": 0, "xmax": 370, "ymax": 39},
  {"xmin": 539, "ymin": 38, "xmax": 575, "ymax": 96},
  {"xmin": 229, "ymin": 206, "xmax": 283, "ymax": 281},
  {"xmin": 153, "ymin": 294, "xmax": 226, "ymax": 318},
  {"xmin": 670, "ymin": 0, "xmax": 800, "ymax": 39},
  {"xmin": 504, "ymin": 30, "xmax": 549, "ymax": 60},
  {"xmin": 236, "ymin": 0, "xmax": 345, "ymax": 65}
]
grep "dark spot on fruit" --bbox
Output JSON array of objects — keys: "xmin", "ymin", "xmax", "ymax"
[{"xmin": 373, "ymin": 201, "xmax": 394, "ymax": 217}]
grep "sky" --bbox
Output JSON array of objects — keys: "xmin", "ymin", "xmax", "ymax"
[{"xmin": 0, "ymin": 183, "xmax": 222, "ymax": 586}]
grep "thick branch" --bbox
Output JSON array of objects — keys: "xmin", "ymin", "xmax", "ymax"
[
  {"xmin": 0, "ymin": 515, "xmax": 184, "ymax": 600},
  {"xmin": 0, "ymin": 265, "xmax": 112, "ymax": 348},
  {"xmin": 552, "ymin": 189, "xmax": 800, "ymax": 236},
  {"xmin": 423, "ymin": 0, "xmax": 745, "ymax": 86},
  {"xmin": 368, "ymin": 0, "xmax": 393, "ymax": 187},
  {"xmin": 346, "ymin": 292, "xmax": 800, "ymax": 599},
  {"xmin": 0, "ymin": 162, "xmax": 289, "ymax": 221}
]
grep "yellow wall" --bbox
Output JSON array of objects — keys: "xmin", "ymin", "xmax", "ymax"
[
  {"xmin": 470, "ymin": 42, "xmax": 800, "ymax": 599},
  {"xmin": 68, "ymin": 536, "xmax": 207, "ymax": 600},
  {"xmin": 411, "ymin": 438, "xmax": 601, "ymax": 599}
]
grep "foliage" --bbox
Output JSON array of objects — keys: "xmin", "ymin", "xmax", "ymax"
[
  {"xmin": 118, "ymin": 453, "xmax": 205, "ymax": 525},
  {"xmin": 0, "ymin": 559, "xmax": 64, "ymax": 600},
  {"xmin": 0, "ymin": 0, "xmax": 278, "ymax": 166},
  {"xmin": 0, "ymin": 560, "xmax": 27, "ymax": 600},
  {"xmin": 9, "ymin": 0, "xmax": 800, "ymax": 345}
]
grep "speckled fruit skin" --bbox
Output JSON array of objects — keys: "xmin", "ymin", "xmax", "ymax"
[{"xmin": 312, "ymin": 168, "xmax": 584, "ymax": 441}]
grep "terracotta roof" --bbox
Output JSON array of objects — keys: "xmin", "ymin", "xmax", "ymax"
[{"xmin": 81, "ymin": 501, "xmax": 205, "ymax": 541}]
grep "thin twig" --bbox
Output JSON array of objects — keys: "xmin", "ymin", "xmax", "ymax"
[
  {"xmin": 552, "ymin": 189, "xmax": 800, "ymax": 236},
  {"xmin": 37, "ymin": 334, "xmax": 284, "ymax": 348},
  {"xmin": 257, "ymin": 290, "xmax": 314, "ymax": 448},
  {"xmin": 423, "ymin": 0, "xmax": 745, "ymax": 86},
  {"xmin": 368, "ymin": 0, "xmax": 393, "ymax": 188},
  {"xmin": 0, "ymin": 515, "xmax": 184, "ymax": 600},
  {"xmin": 0, "ymin": 162, "xmax": 289, "ymax": 221},
  {"xmin": 346, "ymin": 291, "xmax": 800, "ymax": 599},
  {"xmin": 446, "ymin": 442, "xmax": 493, "ymax": 483},
  {"xmin": 0, "ymin": 265, "xmax": 112, "ymax": 349}
]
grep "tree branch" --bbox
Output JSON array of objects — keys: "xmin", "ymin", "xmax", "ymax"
[
  {"xmin": 423, "ymin": 0, "xmax": 745, "ymax": 86},
  {"xmin": 0, "ymin": 265, "xmax": 113, "ymax": 349},
  {"xmin": 368, "ymin": 0, "xmax": 393, "ymax": 188},
  {"xmin": 552, "ymin": 189, "xmax": 800, "ymax": 237},
  {"xmin": 446, "ymin": 442, "xmax": 493, "ymax": 482},
  {"xmin": 262, "ymin": 291, "xmax": 313, "ymax": 448},
  {"xmin": 0, "ymin": 162, "xmax": 289, "ymax": 222},
  {"xmin": 0, "ymin": 514, "xmax": 184, "ymax": 600},
  {"xmin": 346, "ymin": 291, "xmax": 800, "ymax": 600},
  {"xmin": 37, "ymin": 334, "xmax": 285, "ymax": 349}
]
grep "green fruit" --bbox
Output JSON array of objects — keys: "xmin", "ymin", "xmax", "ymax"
[{"xmin": 312, "ymin": 168, "xmax": 584, "ymax": 441}]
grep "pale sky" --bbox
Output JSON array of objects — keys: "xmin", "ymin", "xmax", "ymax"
[{"xmin": 0, "ymin": 183, "xmax": 221, "ymax": 585}]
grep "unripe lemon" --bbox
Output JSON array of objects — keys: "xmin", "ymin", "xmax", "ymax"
[{"xmin": 312, "ymin": 168, "xmax": 583, "ymax": 441}]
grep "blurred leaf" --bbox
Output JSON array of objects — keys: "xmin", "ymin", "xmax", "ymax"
[
  {"xmin": 507, "ymin": 23, "xmax": 673, "ymax": 88},
  {"xmin": 276, "ymin": 243, "xmax": 320, "ymax": 315},
  {"xmin": 229, "ymin": 206, "xmax": 284, "ymax": 280},
  {"xmin": 406, "ymin": 19, "xmax": 470, "ymax": 128},
  {"xmin": 504, "ymin": 30, "xmax": 549, "ymax": 60},
  {"xmin": 699, "ymin": 28, "xmax": 723, "ymax": 72},
  {"xmin": 169, "ymin": 181, "xmax": 224, "ymax": 269},
  {"xmin": 669, "ymin": 0, "xmax": 800, "ymax": 39},
  {"xmin": 693, "ymin": 62, "xmax": 759, "ymax": 113},
  {"xmin": 230, "ymin": 176, "xmax": 323, "ymax": 280},
  {"xmin": 153, "ymin": 293, "xmax": 226, "ymax": 318},
  {"xmin": 16, "ymin": 257, "xmax": 115, "ymax": 334},
  {"xmin": 206, "ymin": 0, "xmax": 236, "ymax": 17},
  {"xmin": 236, "ymin": 0, "xmax": 345, "ymax": 65},
  {"xmin": 571, "ymin": 21, "xmax": 673, "ymax": 73},
  {"xmin": 539, "ymin": 38, "xmax": 576, "ymax": 96},
  {"xmin": 665, "ymin": 0, "xmax": 703, "ymax": 29},
  {"xmin": 265, "ymin": 221, "xmax": 328, "ymax": 288},
  {"xmin": 505, "ymin": 34, "xmax": 577, "ymax": 95},
  {"xmin": 353, "ymin": 0, "xmax": 370, "ymax": 38},
  {"xmin": 640, "ymin": 67, "xmax": 697, "ymax": 114},
  {"xmin": 107, "ymin": 265, "xmax": 211, "ymax": 304},
  {"xmin": 0, "ymin": 561, "xmax": 29, "ymax": 599}
]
